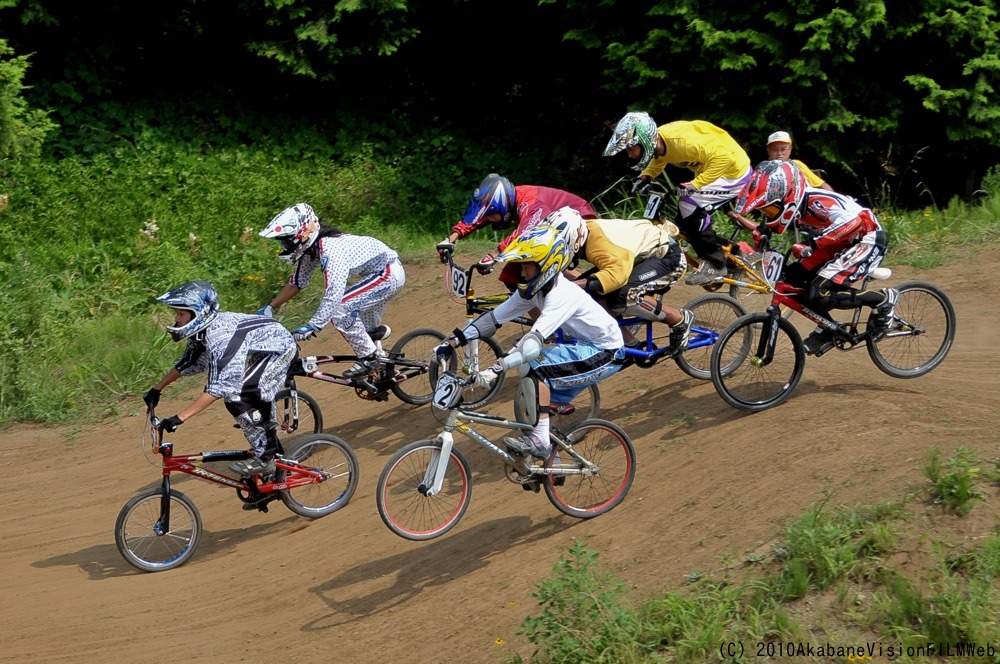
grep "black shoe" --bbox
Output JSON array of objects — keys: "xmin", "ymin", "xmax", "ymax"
[
  {"xmin": 367, "ymin": 325, "xmax": 392, "ymax": 342},
  {"xmin": 343, "ymin": 353, "xmax": 380, "ymax": 379},
  {"xmin": 802, "ymin": 328, "xmax": 835, "ymax": 356},
  {"xmin": 228, "ymin": 456, "xmax": 276, "ymax": 478}
]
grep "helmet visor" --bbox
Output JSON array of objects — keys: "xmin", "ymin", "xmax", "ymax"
[
  {"xmin": 277, "ymin": 237, "xmax": 298, "ymax": 255},
  {"xmin": 759, "ymin": 204, "xmax": 781, "ymax": 220}
]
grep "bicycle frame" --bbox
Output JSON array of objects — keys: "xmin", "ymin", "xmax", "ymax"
[
  {"xmin": 443, "ymin": 243, "xmax": 729, "ymax": 368},
  {"xmin": 752, "ymin": 247, "xmax": 882, "ymax": 364},
  {"xmin": 289, "ymin": 352, "xmax": 424, "ymax": 396},
  {"xmin": 147, "ymin": 414, "xmax": 330, "ymax": 525},
  {"xmin": 421, "ymin": 384, "xmax": 598, "ymax": 496},
  {"xmin": 644, "ymin": 186, "xmax": 774, "ymax": 297}
]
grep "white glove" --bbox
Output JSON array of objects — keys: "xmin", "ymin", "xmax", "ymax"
[
  {"xmin": 257, "ymin": 304, "xmax": 275, "ymax": 318},
  {"xmin": 474, "ymin": 364, "xmax": 503, "ymax": 388}
]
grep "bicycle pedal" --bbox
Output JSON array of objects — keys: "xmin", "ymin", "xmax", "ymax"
[
  {"xmin": 242, "ymin": 494, "xmax": 278, "ymax": 512},
  {"xmin": 521, "ymin": 481, "xmax": 541, "ymax": 493}
]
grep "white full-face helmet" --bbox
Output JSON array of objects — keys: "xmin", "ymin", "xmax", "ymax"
[
  {"xmin": 259, "ymin": 203, "xmax": 321, "ymax": 263},
  {"xmin": 543, "ymin": 206, "xmax": 590, "ymax": 255}
]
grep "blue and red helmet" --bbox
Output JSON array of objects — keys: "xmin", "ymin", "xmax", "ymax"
[{"xmin": 461, "ymin": 173, "xmax": 517, "ymax": 230}]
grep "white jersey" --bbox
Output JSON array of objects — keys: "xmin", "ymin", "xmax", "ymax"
[{"xmin": 491, "ymin": 273, "xmax": 624, "ymax": 350}]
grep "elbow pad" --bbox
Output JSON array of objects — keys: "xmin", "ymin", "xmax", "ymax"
[
  {"xmin": 464, "ymin": 311, "xmax": 501, "ymax": 341},
  {"xmin": 501, "ymin": 331, "xmax": 544, "ymax": 371}
]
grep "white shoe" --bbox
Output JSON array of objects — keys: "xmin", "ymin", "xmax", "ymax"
[{"xmin": 502, "ymin": 434, "xmax": 552, "ymax": 460}]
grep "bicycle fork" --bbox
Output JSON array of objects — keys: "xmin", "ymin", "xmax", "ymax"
[
  {"xmin": 156, "ymin": 476, "xmax": 173, "ymax": 535},
  {"xmin": 754, "ymin": 305, "xmax": 784, "ymax": 366},
  {"xmin": 420, "ymin": 431, "xmax": 455, "ymax": 497}
]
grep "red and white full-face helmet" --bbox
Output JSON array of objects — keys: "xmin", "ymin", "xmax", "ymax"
[
  {"xmin": 259, "ymin": 203, "xmax": 321, "ymax": 263},
  {"xmin": 734, "ymin": 160, "xmax": 808, "ymax": 232}
]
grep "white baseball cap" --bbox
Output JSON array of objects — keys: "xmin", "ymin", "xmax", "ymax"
[{"xmin": 767, "ymin": 131, "xmax": 792, "ymax": 145}]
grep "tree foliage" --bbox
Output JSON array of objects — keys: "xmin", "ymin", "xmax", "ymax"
[
  {"xmin": 2, "ymin": 0, "xmax": 1000, "ymax": 205},
  {"xmin": 542, "ymin": 0, "xmax": 1000, "ymax": 204},
  {"xmin": 0, "ymin": 38, "xmax": 56, "ymax": 162}
]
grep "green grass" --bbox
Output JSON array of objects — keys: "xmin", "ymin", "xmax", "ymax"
[{"xmin": 509, "ymin": 448, "xmax": 1000, "ymax": 663}]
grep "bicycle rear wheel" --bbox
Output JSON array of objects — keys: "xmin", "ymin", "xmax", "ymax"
[
  {"xmin": 388, "ymin": 328, "xmax": 446, "ymax": 405},
  {"xmin": 711, "ymin": 313, "xmax": 806, "ymax": 412},
  {"xmin": 545, "ymin": 419, "xmax": 636, "ymax": 518},
  {"xmin": 115, "ymin": 487, "xmax": 203, "ymax": 572},
  {"xmin": 866, "ymin": 281, "xmax": 956, "ymax": 378},
  {"xmin": 274, "ymin": 388, "xmax": 323, "ymax": 448},
  {"xmin": 279, "ymin": 433, "xmax": 360, "ymax": 518},
  {"xmin": 674, "ymin": 293, "xmax": 748, "ymax": 380},
  {"xmin": 376, "ymin": 439, "xmax": 472, "ymax": 541}
]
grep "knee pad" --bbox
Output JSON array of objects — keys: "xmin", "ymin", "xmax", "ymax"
[
  {"xmin": 513, "ymin": 375, "xmax": 539, "ymax": 426},
  {"xmin": 623, "ymin": 299, "xmax": 668, "ymax": 323}
]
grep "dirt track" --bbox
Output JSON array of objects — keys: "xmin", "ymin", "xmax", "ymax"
[{"xmin": 1, "ymin": 249, "xmax": 995, "ymax": 663}]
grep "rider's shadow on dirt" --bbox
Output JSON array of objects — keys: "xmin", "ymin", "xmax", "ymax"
[
  {"xmin": 301, "ymin": 514, "xmax": 578, "ymax": 631},
  {"xmin": 32, "ymin": 516, "xmax": 299, "ymax": 580},
  {"xmin": 320, "ymin": 401, "xmax": 445, "ymax": 456}
]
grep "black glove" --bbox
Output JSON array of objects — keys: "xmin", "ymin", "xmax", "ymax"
[
  {"xmin": 631, "ymin": 175, "xmax": 651, "ymax": 194},
  {"xmin": 475, "ymin": 252, "xmax": 496, "ymax": 276},
  {"xmin": 160, "ymin": 415, "xmax": 184, "ymax": 433},
  {"xmin": 142, "ymin": 387, "xmax": 161, "ymax": 409},
  {"xmin": 433, "ymin": 341, "xmax": 455, "ymax": 360}
]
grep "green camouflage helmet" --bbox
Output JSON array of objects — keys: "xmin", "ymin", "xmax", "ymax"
[{"xmin": 603, "ymin": 111, "xmax": 659, "ymax": 172}]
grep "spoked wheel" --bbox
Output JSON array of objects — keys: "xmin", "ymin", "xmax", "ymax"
[
  {"xmin": 674, "ymin": 293, "xmax": 748, "ymax": 380},
  {"xmin": 544, "ymin": 419, "xmax": 636, "ymax": 518},
  {"xmin": 453, "ymin": 336, "xmax": 506, "ymax": 409},
  {"xmin": 866, "ymin": 281, "xmax": 956, "ymax": 378},
  {"xmin": 726, "ymin": 254, "xmax": 774, "ymax": 313},
  {"xmin": 115, "ymin": 487, "xmax": 203, "ymax": 572},
  {"xmin": 388, "ymin": 328, "xmax": 446, "ymax": 405},
  {"xmin": 376, "ymin": 439, "xmax": 472, "ymax": 541},
  {"xmin": 711, "ymin": 312, "xmax": 806, "ymax": 412},
  {"xmin": 274, "ymin": 388, "xmax": 323, "ymax": 447},
  {"xmin": 513, "ymin": 381, "xmax": 600, "ymax": 432},
  {"xmin": 279, "ymin": 433, "xmax": 360, "ymax": 518}
]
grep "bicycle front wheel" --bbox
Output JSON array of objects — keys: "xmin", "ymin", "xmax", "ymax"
[
  {"xmin": 279, "ymin": 433, "xmax": 360, "ymax": 518},
  {"xmin": 866, "ymin": 281, "xmax": 956, "ymax": 378},
  {"xmin": 545, "ymin": 419, "xmax": 636, "ymax": 519},
  {"xmin": 274, "ymin": 388, "xmax": 323, "ymax": 448},
  {"xmin": 115, "ymin": 487, "xmax": 203, "ymax": 573},
  {"xmin": 377, "ymin": 439, "xmax": 472, "ymax": 541},
  {"xmin": 674, "ymin": 293, "xmax": 748, "ymax": 380},
  {"xmin": 389, "ymin": 328, "xmax": 446, "ymax": 405},
  {"xmin": 711, "ymin": 313, "xmax": 806, "ymax": 412}
]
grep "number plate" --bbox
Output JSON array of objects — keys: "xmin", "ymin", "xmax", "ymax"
[
  {"xmin": 450, "ymin": 264, "xmax": 468, "ymax": 297},
  {"xmin": 432, "ymin": 372, "xmax": 463, "ymax": 410},
  {"xmin": 761, "ymin": 250, "xmax": 785, "ymax": 287}
]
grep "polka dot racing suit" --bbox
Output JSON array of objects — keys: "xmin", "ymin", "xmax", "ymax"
[
  {"xmin": 290, "ymin": 234, "xmax": 405, "ymax": 358},
  {"xmin": 174, "ymin": 312, "xmax": 297, "ymax": 457}
]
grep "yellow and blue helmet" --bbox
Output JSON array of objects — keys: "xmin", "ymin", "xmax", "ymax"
[{"xmin": 495, "ymin": 224, "xmax": 571, "ymax": 299}]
